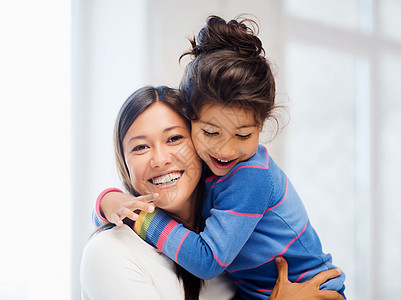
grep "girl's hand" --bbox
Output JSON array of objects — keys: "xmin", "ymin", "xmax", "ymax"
[
  {"xmin": 270, "ymin": 257, "xmax": 344, "ymax": 300},
  {"xmin": 101, "ymin": 192, "xmax": 158, "ymax": 226}
]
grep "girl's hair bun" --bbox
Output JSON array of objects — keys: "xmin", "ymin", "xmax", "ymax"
[{"xmin": 188, "ymin": 15, "xmax": 264, "ymax": 59}]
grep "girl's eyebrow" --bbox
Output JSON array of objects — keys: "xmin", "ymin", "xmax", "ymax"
[
  {"xmin": 198, "ymin": 120, "xmax": 256, "ymax": 129},
  {"xmin": 128, "ymin": 126, "xmax": 186, "ymax": 143},
  {"xmin": 199, "ymin": 120, "xmax": 221, "ymax": 128}
]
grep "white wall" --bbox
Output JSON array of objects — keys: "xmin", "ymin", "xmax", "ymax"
[
  {"xmin": 70, "ymin": 0, "xmax": 401, "ymax": 299},
  {"xmin": 0, "ymin": 1, "xmax": 71, "ymax": 299}
]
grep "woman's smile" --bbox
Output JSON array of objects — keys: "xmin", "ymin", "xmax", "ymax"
[
  {"xmin": 148, "ymin": 170, "xmax": 184, "ymax": 189},
  {"xmin": 122, "ymin": 102, "xmax": 202, "ymax": 215}
]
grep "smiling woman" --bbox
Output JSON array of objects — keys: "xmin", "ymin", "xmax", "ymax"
[
  {"xmin": 122, "ymin": 102, "xmax": 202, "ymax": 221},
  {"xmin": 81, "ymin": 86, "xmax": 237, "ymax": 300}
]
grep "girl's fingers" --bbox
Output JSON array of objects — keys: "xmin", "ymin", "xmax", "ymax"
[
  {"xmin": 109, "ymin": 213, "xmax": 123, "ymax": 226},
  {"xmin": 128, "ymin": 197, "xmax": 157, "ymax": 213},
  {"xmin": 275, "ymin": 256, "xmax": 290, "ymax": 283},
  {"xmin": 117, "ymin": 207, "xmax": 139, "ymax": 222},
  {"xmin": 135, "ymin": 193, "xmax": 159, "ymax": 203},
  {"xmin": 310, "ymin": 269, "xmax": 342, "ymax": 288}
]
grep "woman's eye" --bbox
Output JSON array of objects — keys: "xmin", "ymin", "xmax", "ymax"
[
  {"xmin": 132, "ymin": 144, "xmax": 149, "ymax": 152},
  {"xmin": 202, "ymin": 129, "xmax": 218, "ymax": 137},
  {"xmin": 168, "ymin": 135, "xmax": 184, "ymax": 143},
  {"xmin": 236, "ymin": 133, "xmax": 252, "ymax": 140}
]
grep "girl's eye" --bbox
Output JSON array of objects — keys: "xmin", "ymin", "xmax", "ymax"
[
  {"xmin": 202, "ymin": 129, "xmax": 219, "ymax": 137},
  {"xmin": 168, "ymin": 135, "xmax": 184, "ymax": 143},
  {"xmin": 236, "ymin": 133, "xmax": 252, "ymax": 140},
  {"xmin": 132, "ymin": 144, "xmax": 149, "ymax": 152}
]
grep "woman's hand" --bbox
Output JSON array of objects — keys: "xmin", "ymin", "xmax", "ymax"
[
  {"xmin": 270, "ymin": 257, "xmax": 344, "ymax": 300},
  {"xmin": 101, "ymin": 192, "xmax": 158, "ymax": 226}
]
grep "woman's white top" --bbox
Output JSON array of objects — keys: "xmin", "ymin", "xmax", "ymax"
[{"xmin": 80, "ymin": 224, "xmax": 236, "ymax": 300}]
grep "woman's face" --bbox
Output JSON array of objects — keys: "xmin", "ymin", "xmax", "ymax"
[{"xmin": 122, "ymin": 102, "xmax": 202, "ymax": 215}]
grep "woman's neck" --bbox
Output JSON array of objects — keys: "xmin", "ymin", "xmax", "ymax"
[{"xmin": 167, "ymin": 190, "xmax": 198, "ymax": 229}]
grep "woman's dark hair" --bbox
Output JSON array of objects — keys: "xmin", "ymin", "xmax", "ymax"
[
  {"xmin": 180, "ymin": 15, "xmax": 277, "ymax": 127},
  {"xmin": 112, "ymin": 86, "xmax": 204, "ymax": 300}
]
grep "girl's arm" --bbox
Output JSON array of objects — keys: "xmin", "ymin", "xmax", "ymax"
[
  {"xmin": 134, "ymin": 167, "xmax": 270, "ymax": 280},
  {"xmin": 271, "ymin": 257, "xmax": 344, "ymax": 300},
  {"xmin": 92, "ymin": 187, "xmax": 157, "ymax": 228}
]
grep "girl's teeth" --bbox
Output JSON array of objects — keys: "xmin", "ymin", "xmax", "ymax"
[
  {"xmin": 152, "ymin": 172, "xmax": 182, "ymax": 185},
  {"xmin": 217, "ymin": 158, "xmax": 229, "ymax": 163}
]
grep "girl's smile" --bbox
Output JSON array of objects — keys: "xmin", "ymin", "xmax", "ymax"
[{"xmin": 191, "ymin": 104, "xmax": 261, "ymax": 176}]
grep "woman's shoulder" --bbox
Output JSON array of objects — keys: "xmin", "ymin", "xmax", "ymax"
[
  {"xmin": 84, "ymin": 225, "xmax": 164, "ymax": 260},
  {"xmin": 81, "ymin": 225, "xmax": 237, "ymax": 300}
]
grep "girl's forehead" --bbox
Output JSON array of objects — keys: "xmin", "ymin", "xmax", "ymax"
[{"xmin": 197, "ymin": 104, "xmax": 256, "ymax": 126}]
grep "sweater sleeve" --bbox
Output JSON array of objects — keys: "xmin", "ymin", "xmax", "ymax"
[
  {"xmin": 92, "ymin": 187, "xmax": 124, "ymax": 229},
  {"xmin": 133, "ymin": 167, "xmax": 272, "ymax": 280}
]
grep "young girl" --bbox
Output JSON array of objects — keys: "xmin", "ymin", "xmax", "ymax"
[{"xmin": 94, "ymin": 16, "xmax": 346, "ymax": 299}]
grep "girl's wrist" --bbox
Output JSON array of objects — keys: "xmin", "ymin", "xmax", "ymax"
[{"xmin": 96, "ymin": 187, "xmax": 124, "ymax": 222}]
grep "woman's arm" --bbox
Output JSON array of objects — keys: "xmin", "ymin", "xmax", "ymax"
[{"xmin": 270, "ymin": 257, "xmax": 344, "ymax": 300}]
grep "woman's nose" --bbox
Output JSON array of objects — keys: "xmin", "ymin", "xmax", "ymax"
[{"xmin": 149, "ymin": 145, "xmax": 172, "ymax": 168}]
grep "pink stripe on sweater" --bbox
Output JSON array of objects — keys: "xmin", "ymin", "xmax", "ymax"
[
  {"xmin": 175, "ymin": 231, "xmax": 190, "ymax": 262},
  {"xmin": 213, "ymin": 253, "xmax": 230, "ymax": 267},
  {"xmin": 205, "ymin": 175, "xmax": 218, "ymax": 183},
  {"xmin": 228, "ymin": 220, "xmax": 310, "ymax": 273},
  {"xmin": 209, "ymin": 145, "xmax": 270, "ymax": 189},
  {"xmin": 264, "ymin": 177, "xmax": 288, "ymax": 213},
  {"xmin": 216, "ymin": 165, "xmax": 267, "ymax": 184},
  {"xmin": 274, "ymin": 220, "xmax": 309, "ymax": 258},
  {"xmin": 156, "ymin": 220, "xmax": 178, "ymax": 251},
  {"xmin": 261, "ymin": 144, "xmax": 269, "ymax": 168},
  {"xmin": 226, "ymin": 210, "xmax": 263, "ymax": 217},
  {"xmin": 295, "ymin": 267, "xmax": 313, "ymax": 283}
]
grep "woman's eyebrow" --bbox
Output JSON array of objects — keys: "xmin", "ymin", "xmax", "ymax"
[
  {"xmin": 128, "ymin": 126, "xmax": 186, "ymax": 143},
  {"xmin": 127, "ymin": 135, "xmax": 146, "ymax": 143},
  {"xmin": 163, "ymin": 125, "xmax": 186, "ymax": 133}
]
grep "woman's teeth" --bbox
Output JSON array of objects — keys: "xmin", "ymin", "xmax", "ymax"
[{"xmin": 150, "ymin": 171, "xmax": 182, "ymax": 185}]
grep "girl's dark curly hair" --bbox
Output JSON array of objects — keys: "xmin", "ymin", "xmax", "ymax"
[{"xmin": 180, "ymin": 15, "xmax": 277, "ymax": 127}]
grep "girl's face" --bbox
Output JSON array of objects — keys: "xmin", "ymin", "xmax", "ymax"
[
  {"xmin": 191, "ymin": 104, "xmax": 260, "ymax": 177},
  {"xmin": 122, "ymin": 102, "xmax": 202, "ymax": 216}
]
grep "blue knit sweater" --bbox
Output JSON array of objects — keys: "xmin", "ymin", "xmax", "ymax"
[{"xmin": 96, "ymin": 145, "xmax": 346, "ymax": 299}]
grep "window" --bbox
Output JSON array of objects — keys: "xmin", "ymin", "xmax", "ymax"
[{"xmin": 282, "ymin": 1, "xmax": 401, "ymax": 299}]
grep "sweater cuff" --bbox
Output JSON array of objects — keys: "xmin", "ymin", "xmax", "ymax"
[
  {"xmin": 94, "ymin": 187, "xmax": 124, "ymax": 225},
  {"xmin": 134, "ymin": 208, "xmax": 179, "ymax": 250}
]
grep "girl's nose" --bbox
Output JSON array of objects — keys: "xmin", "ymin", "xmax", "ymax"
[{"xmin": 215, "ymin": 137, "xmax": 236, "ymax": 158}]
